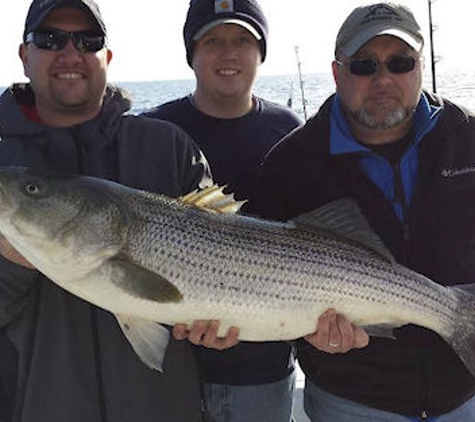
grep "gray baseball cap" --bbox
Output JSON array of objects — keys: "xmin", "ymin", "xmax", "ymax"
[{"xmin": 335, "ymin": 2, "xmax": 424, "ymax": 58}]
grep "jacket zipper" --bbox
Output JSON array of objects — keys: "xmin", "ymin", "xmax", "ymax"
[
  {"xmin": 390, "ymin": 159, "xmax": 417, "ymax": 268},
  {"xmin": 391, "ymin": 161, "xmax": 410, "ymax": 239},
  {"xmin": 74, "ymin": 129, "xmax": 109, "ymax": 422},
  {"xmin": 393, "ymin": 161, "xmax": 432, "ymax": 421}
]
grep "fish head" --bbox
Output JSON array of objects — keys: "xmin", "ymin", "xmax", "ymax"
[{"xmin": 0, "ymin": 167, "xmax": 130, "ymax": 277}]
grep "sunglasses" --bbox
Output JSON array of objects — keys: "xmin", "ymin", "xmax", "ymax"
[
  {"xmin": 25, "ymin": 28, "xmax": 106, "ymax": 53},
  {"xmin": 336, "ymin": 56, "xmax": 420, "ymax": 76}
]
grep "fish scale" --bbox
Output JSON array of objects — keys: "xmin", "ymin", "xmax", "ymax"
[
  {"xmin": 0, "ymin": 168, "xmax": 474, "ymax": 373},
  {"xmin": 125, "ymin": 196, "xmax": 454, "ymax": 334}
]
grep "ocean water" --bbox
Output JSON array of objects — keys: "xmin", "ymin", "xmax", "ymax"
[
  {"xmin": 121, "ymin": 73, "xmax": 335, "ymax": 118},
  {"xmin": 2, "ymin": 69, "xmax": 475, "ymax": 119},
  {"xmin": 120, "ymin": 68, "xmax": 475, "ymax": 118}
]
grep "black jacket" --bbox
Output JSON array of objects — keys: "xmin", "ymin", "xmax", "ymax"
[
  {"xmin": 253, "ymin": 92, "xmax": 475, "ymax": 416},
  {"xmin": 0, "ymin": 84, "xmax": 212, "ymax": 422}
]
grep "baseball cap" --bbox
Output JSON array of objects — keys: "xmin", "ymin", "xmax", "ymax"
[
  {"xmin": 183, "ymin": 0, "xmax": 269, "ymax": 67},
  {"xmin": 23, "ymin": 0, "xmax": 107, "ymax": 41},
  {"xmin": 335, "ymin": 2, "xmax": 424, "ymax": 58}
]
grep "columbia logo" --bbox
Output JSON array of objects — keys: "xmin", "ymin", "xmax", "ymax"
[
  {"xmin": 215, "ymin": 0, "xmax": 234, "ymax": 14},
  {"xmin": 441, "ymin": 166, "xmax": 475, "ymax": 178}
]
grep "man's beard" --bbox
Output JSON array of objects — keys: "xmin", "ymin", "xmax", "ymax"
[{"xmin": 347, "ymin": 104, "xmax": 411, "ymax": 130}]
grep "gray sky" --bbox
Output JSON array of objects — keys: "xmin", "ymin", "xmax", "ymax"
[{"xmin": 1, "ymin": 0, "xmax": 473, "ymax": 85}]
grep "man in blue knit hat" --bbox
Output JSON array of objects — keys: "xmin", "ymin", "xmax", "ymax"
[{"xmin": 144, "ymin": 1, "xmax": 302, "ymax": 421}]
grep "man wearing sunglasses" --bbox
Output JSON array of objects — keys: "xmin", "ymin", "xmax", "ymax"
[
  {"xmin": 0, "ymin": 1, "xmax": 237, "ymax": 422},
  {"xmin": 254, "ymin": 2, "xmax": 475, "ymax": 422}
]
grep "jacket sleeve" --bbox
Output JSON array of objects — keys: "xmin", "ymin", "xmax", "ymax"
[
  {"xmin": 250, "ymin": 141, "xmax": 293, "ymax": 221},
  {"xmin": 0, "ymin": 254, "xmax": 38, "ymax": 328},
  {"xmin": 117, "ymin": 115, "xmax": 213, "ymax": 197},
  {"xmin": 173, "ymin": 126, "xmax": 213, "ymax": 193}
]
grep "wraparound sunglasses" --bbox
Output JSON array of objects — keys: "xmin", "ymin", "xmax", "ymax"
[
  {"xmin": 336, "ymin": 56, "xmax": 420, "ymax": 76},
  {"xmin": 25, "ymin": 28, "xmax": 106, "ymax": 53}
]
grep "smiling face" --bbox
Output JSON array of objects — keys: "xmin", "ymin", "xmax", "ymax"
[
  {"xmin": 333, "ymin": 35, "xmax": 423, "ymax": 145},
  {"xmin": 191, "ymin": 23, "xmax": 262, "ymax": 117},
  {"xmin": 19, "ymin": 7, "xmax": 112, "ymax": 127}
]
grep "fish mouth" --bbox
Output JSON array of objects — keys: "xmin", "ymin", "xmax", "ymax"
[{"xmin": 0, "ymin": 175, "xmax": 12, "ymax": 214}]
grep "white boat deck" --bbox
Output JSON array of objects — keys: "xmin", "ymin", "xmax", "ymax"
[{"xmin": 294, "ymin": 364, "xmax": 310, "ymax": 422}]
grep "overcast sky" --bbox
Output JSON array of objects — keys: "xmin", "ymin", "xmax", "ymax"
[{"xmin": 1, "ymin": 0, "xmax": 473, "ymax": 86}]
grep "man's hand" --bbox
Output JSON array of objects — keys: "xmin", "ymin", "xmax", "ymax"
[
  {"xmin": 304, "ymin": 309, "xmax": 369, "ymax": 353},
  {"xmin": 173, "ymin": 320, "xmax": 240, "ymax": 350},
  {"xmin": 0, "ymin": 235, "xmax": 35, "ymax": 269}
]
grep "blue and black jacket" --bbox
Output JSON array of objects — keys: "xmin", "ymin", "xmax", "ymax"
[{"xmin": 254, "ymin": 91, "xmax": 475, "ymax": 417}]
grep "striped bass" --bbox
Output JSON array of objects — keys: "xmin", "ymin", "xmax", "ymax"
[{"xmin": 0, "ymin": 167, "xmax": 474, "ymax": 374}]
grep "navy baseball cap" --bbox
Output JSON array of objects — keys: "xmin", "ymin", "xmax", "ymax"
[
  {"xmin": 183, "ymin": 0, "xmax": 268, "ymax": 67},
  {"xmin": 23, "ymin": 0, "xmax": 107, "ymax": 41}
]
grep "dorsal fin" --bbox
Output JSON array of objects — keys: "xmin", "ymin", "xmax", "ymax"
[
  {"xmin": 180, "ymin": 185, "xmax": 246, "ymax": 214},
  {"xmin": 293, "ymin": 198, "xmax": 395, "ymax": 263}
]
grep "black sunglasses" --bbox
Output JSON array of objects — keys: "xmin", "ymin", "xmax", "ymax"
[
  {"xmin": 25, "ymin": 28, "xmax": 106, "ymax": 53},
  {"xmin": 336, "ymin": 56, "xmax": 420, "ymax": 76}
]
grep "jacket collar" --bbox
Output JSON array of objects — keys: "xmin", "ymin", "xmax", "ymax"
[
  {"xmin": 329, "ymin": 91, "xmax": 442, "ymax": 156},
  {"xmin": 0, "ymin": 83, "xmax": 132, "ymax": 144}
]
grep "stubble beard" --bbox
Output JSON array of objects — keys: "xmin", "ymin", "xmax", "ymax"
[{"xmin": 348, "ymin": 104, "xmax": 411, "ymax": 130}]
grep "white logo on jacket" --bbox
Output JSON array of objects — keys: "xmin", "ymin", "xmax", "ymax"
[{"xmin": 441, "ymin": 166, "xmax": 475, "ymax": 178}]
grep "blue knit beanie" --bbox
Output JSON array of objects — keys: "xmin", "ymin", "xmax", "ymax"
[{"xmin": 183, "ymin": 0, "xmax": 268, "ymax": 67}]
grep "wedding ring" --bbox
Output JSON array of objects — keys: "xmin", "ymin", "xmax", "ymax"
[{"xmin": 328, "ymin": 342, "xmax": 341, "ymax": 348}]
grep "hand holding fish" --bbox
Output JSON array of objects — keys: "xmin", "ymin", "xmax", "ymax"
[
  {"xmin": 304, "ymin": 309, "xmax": 369, "ymax": 354},
  {"xmin": 0, "ymin": 235, "xmax": 35, "ymax": 269},
  {"xmin": 173, "ymin": 320, "xmax": 240, "ymax": 350}
]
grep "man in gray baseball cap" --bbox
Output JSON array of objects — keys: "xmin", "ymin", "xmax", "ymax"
[
  {"xmin": 254, "ymin": 2, "xmax": 475, "ymax": 422},
  {"xmin": 335, "ymin": 2, "xmax": 423, "ymax": 58}
]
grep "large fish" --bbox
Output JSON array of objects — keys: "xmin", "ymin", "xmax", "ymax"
[{"xmin": 0, "ymin": 167, "xmax": 474, "ymax": 375}]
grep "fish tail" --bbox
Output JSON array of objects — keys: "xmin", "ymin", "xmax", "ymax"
[{"xmin": 446, "ymin": 284, "xmax": 475, "ymax": 377}]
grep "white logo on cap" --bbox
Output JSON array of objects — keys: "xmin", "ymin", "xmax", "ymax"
[
  {"xmin": 215, "ymin": 0, "xmax": 234, "ymax": 14},
  {"xmin": 39, "ymin": 0, "xmax": 55, "ymax": 8},
  {"xmin": 362, "ymin": 4, "xmax": 402, "ymax": 25}
]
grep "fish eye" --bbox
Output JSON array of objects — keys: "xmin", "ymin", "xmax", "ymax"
[{"xmin": 23, "ymin": 182, "xmax": 42, "ymax": 196}]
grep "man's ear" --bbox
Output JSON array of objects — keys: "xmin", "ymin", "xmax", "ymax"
[
  {"xmin": 332, "ymin": 60, "xmax": 340, "ymax": 87},
  {"xmin": 107, "ymin": 49, "xmax": 113, "ymax": 64},
  {"xmin": 19, "ymin": 44, "xmax": 29, "ymax": 78}
]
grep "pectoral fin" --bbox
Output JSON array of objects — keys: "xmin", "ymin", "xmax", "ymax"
[
  {"xmin": 116, "ymin": 314, "xmax": 170, "ymax": 371},
  {"xmin": 362, "ymin": 323, "xmax": 398, "ymax": 339},
  {"xmin": 106, "ymin": 258, "xmax": 182, "ymax": 303}
]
